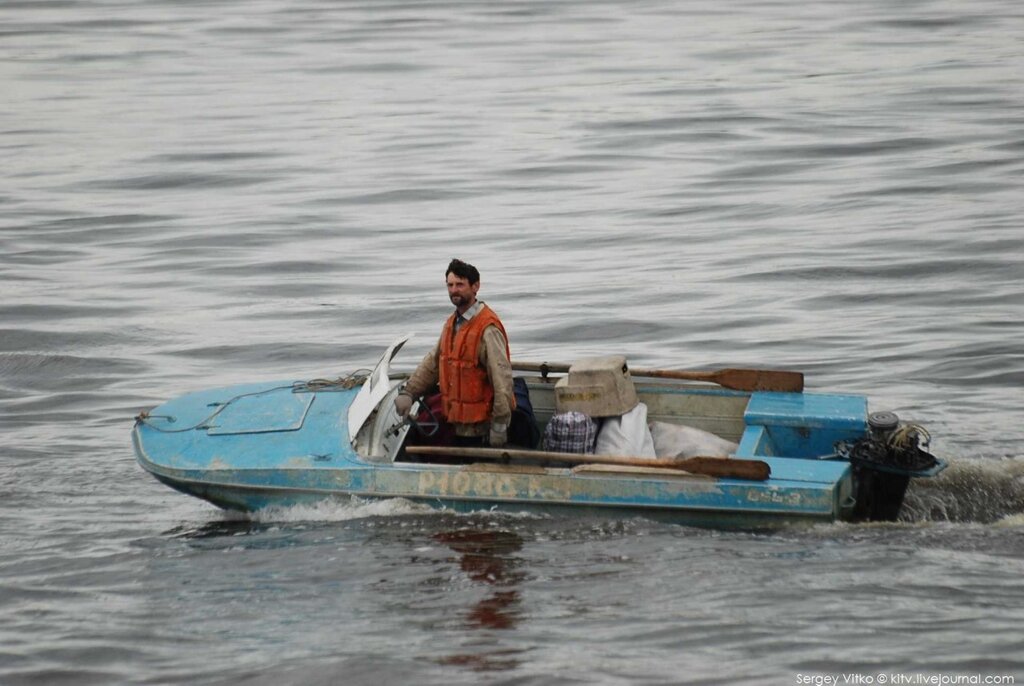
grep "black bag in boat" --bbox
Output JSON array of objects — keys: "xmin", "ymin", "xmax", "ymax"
[
  {"xmin": 509, "ymin": 377, "xmax": 540, "ymax": 449},
  {"xmin": 414, "ymin": 377, "xmax": 539, "ymax": 449}
]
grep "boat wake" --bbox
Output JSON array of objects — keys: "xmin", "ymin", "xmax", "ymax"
[
  {"xmin": 244, "ymin": 497, "xmax": 548, "ymax": 525},
  {"xmin": 901, "ymin": 457, "xmax": 1024, "ymax": 524},
  {"xmin": 249, "ymin": 496, "xmax": 438, "ymax": 523}
]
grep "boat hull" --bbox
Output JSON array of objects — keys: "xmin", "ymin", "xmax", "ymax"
[
  {"xmin": 133, "ymin": 395, "xmax": 853, "ymax": 529},
  {"xmin": 132, "ymin": 369, "xmax": 940, "ymax": 528},
  {"xmin": 136, "ymin": 456, "xmax": 845, "ymax": 529}
]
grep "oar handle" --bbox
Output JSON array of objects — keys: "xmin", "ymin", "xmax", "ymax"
[{"xmin": 512, "ymin": 361, "xmax": 571, "ymax": 375}]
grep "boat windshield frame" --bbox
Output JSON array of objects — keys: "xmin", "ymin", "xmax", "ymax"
[{"xmin": 347, "ymin": 334, "xmax": 412, "ymax": 445}]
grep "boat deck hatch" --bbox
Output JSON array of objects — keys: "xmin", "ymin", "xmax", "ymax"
[
  {"xmin": 745, "ymin": 392, "xmax": 867, "ymax": 431},
  {"xmin": 207, "ymin": 390, "xmax": 315, "ymax": 435}
]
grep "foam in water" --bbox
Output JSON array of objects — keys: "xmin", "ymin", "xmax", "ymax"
[
  {"xmin": 994, "ymin": 513, "xmax": 1024, "ymax": 528},
  {"xmin": 248, "ymin": 496, "xmax": 437, "ymax": 523},
  {"xmin": 901, "ymin": 457, "xmax": 1024, "ymax": 524},
  {"xmin": 244, "ymin": 496, "xmax": 547, "ymax": 524}
]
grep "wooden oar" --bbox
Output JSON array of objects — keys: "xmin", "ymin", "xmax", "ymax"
[
  {"xmin": 511, "ymin": 361, "xmax": 804, "ymax": 393},
  {"xmin": 404, "ymin": 446, "xmax": 771, "ymax": 481}
]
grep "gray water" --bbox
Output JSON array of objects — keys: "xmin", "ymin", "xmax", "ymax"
[{"xmin": 3, "ymin": 0, "xmax": 1024, "ymax": 683}]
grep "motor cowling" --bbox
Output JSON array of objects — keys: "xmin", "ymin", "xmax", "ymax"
[
  {"xmin": 838, "ymin": 411, "xmax": 940, "ymax": 521},
  {"xmin": 844, "ymin": 411, "xmax": 939, "ymax": 474}
]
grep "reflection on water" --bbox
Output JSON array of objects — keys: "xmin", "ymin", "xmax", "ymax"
[
  {"xmin": 434, "ymin": 529, "xmax": 526, "ymax": 630},
  {"xmin": 434, "ymin": 528, "xmax": 528, "ymax": 671}
]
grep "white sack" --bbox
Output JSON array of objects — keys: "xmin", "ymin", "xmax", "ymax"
[
  {"xmin": 594, "ymin": 403, "xmax": 657, "ymax": 458},
  {"xmin": 649, "ymin": 421, "xmax": 738, "ymax": 458}
]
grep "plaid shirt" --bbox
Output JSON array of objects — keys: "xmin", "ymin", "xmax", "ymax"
[{"xmin": 542, "ymin": 412, "xmax": 599, "ymax": 454}]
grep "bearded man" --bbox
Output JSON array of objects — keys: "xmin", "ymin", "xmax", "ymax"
[{"xmin": 395, "ymin": 259, "xmax": 515, "ymax": 447}]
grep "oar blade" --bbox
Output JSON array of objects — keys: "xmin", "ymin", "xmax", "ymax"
[
  {"xmin": 676, "ymin": 456, "xmax": 771, "ymax": 481},
  {"xmin": 711, "ymin": 368, "xmax": 804, "ymax": 393}
]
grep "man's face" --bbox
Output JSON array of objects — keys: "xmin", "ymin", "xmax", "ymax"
[{"xmin": 447, "ymin": 273, "xmax": 479, "ymax": 311}]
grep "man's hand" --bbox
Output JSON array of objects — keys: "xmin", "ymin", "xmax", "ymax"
[
  {"xmin": 394, "ymin": 392, "xmax": 413, "ymax": 418},
  {"xmin": 489, "ymin": 422, "xmax": 508, "ymax": 448}
]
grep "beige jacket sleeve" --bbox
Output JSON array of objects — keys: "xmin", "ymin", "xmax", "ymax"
[
  {"xmin": 479, "ymin": 325, "xmax": 514, "ymax": 427},
  {"xmin": 402, "ymin": 342, "xmax": 440, "ymax": 399}
]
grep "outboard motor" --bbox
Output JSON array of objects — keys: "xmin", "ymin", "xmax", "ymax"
[{"xmin": 837, "ymin": 411, "xmax": 940, "ymax": 521}]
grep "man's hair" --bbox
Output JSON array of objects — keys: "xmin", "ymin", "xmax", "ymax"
[{"xmin": 446, "ymin": 258, "xmax": 480, "ymax": 285}]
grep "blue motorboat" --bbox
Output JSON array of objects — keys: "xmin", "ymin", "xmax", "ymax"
[{"xmin": 132, "ymin": 336, "xmax": 946, "ymax": 528}]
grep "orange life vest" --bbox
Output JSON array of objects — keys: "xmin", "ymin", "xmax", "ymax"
[{"xmin": 438, "ymin": 305, "xmax": 513, "ymax": 424}]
